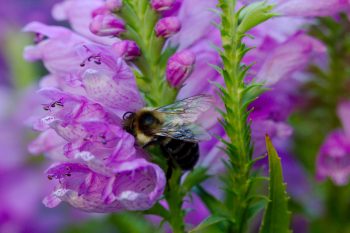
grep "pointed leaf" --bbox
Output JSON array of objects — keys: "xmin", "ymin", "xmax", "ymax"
[
  {"xmin": 259, "ymin": 136, "xmax": 291, "ymax": 233},
  {"xmin": 182, "ymin": 167, "xmax": 210, "ymax": 194},
  {"xmin": 189, "ymin": 215, "xmax": 228, "ymax": 233}
]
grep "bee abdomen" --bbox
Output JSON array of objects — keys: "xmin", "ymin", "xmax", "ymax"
[{"xmin": 161, "ymin": 139, "xmax": 199, "ymax": 171}]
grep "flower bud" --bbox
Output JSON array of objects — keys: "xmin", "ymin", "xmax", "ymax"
[
  {"xmin": 155, "ymin": 17, "xmax": 181, "ymax": 38},
  {"xmin": 89, "ymin": 14, "xmax": 125, "ymax": 37},
  {"xmin": 112, "ymin": 40, "xmax": 141, "ymax": 60},
  {"xmin": 91, "ymin": 6, "xmax": 110, "ymax": 18},
  {"xmin": 166, "ymin": 50, "xmax": 195, "ymax": 88},
  {"xmin": 105, "ymin": 0, "xmax": 123, "ymax": 11},
  {"xmin": 151, "ymin": 0, "xmax": 175, "ymax": 11}
]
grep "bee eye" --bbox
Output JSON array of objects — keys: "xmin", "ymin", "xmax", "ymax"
[{"xmin": 140, "ymin": 113, "xmax": 156, "ymax": 126}]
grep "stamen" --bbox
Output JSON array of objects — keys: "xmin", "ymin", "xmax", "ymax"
[
  {"xmin": 34, "ymin": 33, "xmax": 46, "ymax": 44},
  {"xmin": 80, "ymin": 54, "xmax": 102, "ymax": 67}
]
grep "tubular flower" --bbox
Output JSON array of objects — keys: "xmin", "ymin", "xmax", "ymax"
[
  {"xmin": 24, "ymin": 4, "xmax": 166, "ymax": 212},
  {"xmin": 89, "ymin": 14, "xmax": 125, "ymax": 37},
  {"xmin": 316, "ymin": 101, "xmax": 350, "ymax": 185},
  {"xmin": 151, "ymin": 0, "xmax": 176, "ymax": 11},
  {"xmin": 105, "ymin": 0, "xmax": 123, "ymax": 11},
  {"xmin": 166, "ymin": 49, "xmax": 195, "ymax": 88},
  {"xmin": 112, "ymin": 40, "xmax": 141, "ymax": 60},
  {"xmin": 155, "ymin": 16, "xmax": 181, "ymax": 38}
]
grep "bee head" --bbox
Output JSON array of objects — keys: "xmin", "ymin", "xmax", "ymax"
[{"xmin": 122, "ymin": 111, "xmax": 136, "ymax": 136}]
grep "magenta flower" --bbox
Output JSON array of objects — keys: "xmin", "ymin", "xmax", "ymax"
[
  {"xmin": 155, "ymin": 16, "xmax": 181, "ymax": 38},
  {"xmin": 105, "ymin": 0, "xmax": 123, "ymax": 11},
  {"xmin": 112, "ymin": 40, "xmax": 141, "ymax": 60},
  {"xmin": 166, "ymin": 49, "xmax": 196, "ymax": 88},
  {"xmin": 273, "ymin": 0, "xmax": 350, "ymax": 17},
  {"xmin": 52, "ymin": 0, "xmax": 118, "ymax": 45},
  {"xmin": 24, "ymin": 4, "xmax": 167, "ymax": 212},
  {"xmin": 151, "ymin": 0, "xmax": 176, "ymax": 11},
  {"xmin": 89, "ymin": 14, "xmax": 125, "ymax": 37},
  {"xmin": 316, "ymin": 101, "xmax": 350, "ymax": 185}
]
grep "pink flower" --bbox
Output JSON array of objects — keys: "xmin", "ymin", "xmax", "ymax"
[
  {"xmin": 155, "ymin": 17, "xmax": 181, "ymax": 38},
  {"xmin": 316, "ymin": 101, "xmax": 350, "ymax": 185},
  {"xmin": 89, "ymin": 14, "xmax": 125, "ymax": 37},
  {"xmin": 112, "ymin": 40, "xmax": 141, "ymax": 60},
  {"xmin": 274, "ymin": 0, "xmax": 350, "ymax": 17},
  {"xmin": 105, "ymin": 0, "xmax": 123, "ymax": 11},
  {"xmin": 166, "ymin": 50, "xmax": 196, "ymax": 88},
  {"xmin": 151, "ymin": 0, "xmax": 176, "ymax": 11},
  {"xmin": 24, "ymin": 2, "xmax": 166, "ymax": 212},
  {"xmin": 52, "ymin": 0, "xmax": 117, "ymax": 45}
]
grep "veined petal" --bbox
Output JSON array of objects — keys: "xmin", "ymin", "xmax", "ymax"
[
  {"xmin": 274, "ymin": 0, "xmax": 350, "ymax": 17},
  {"xmin": 52, "ymin": 0, "xmax": 117, "ymax": 45},
  {"xmin": 44, "ymin": 160, "xmax": 166, "ymax": 212},
  {"xmin": 82, "ymin": 67, "xmax": 144, "ymax": 112},
  {"xmin": 255, "ymin": 32, "xmax": 326, "ymax": 86}
]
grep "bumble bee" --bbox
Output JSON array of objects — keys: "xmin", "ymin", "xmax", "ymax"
[{"xmin": 122, "ymin": 95, "xmax": 212, "ymax": 178}]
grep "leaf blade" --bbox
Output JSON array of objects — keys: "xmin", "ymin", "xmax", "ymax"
[{"xmin": 259, "ymin": 136, "xmax": 291, "ymax": 233}]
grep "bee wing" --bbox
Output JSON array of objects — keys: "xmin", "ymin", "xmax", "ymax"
[
  {"xmin": 154, "ymin": 95, "xmax": 213, "ymax": 142},
  {"xmin": 156, "ymin": 94, "xmax": 213, "ymax": 124},
  {"xmin": 156, "ymin": 123, "xmax": 211, "ymax": 142}
]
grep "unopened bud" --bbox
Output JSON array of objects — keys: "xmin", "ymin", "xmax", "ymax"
[
  {"xmin": 151, "ymin": 0, "xmax": 175, "ymax": 11},
  {"xmin": 155, "ymin": 17, "xmax": 181, "ymax": 38},
  {"xmin": 166, "ymin": 50, "xmax": 195, "ymax": 88},
  {"xmin": 112, "ymin": 40, "xmax": 141, "ymax": 60},
  {"xmin": 89, "ymin": 14, "xmax": 125, "ymax": 37},
  {"xmin": 91, "ymin": 6, "xmax": 110, "ymax": 18},
  {"xmin": 105, "ymin": 0, "xmax": 123, "ymax": 11}
]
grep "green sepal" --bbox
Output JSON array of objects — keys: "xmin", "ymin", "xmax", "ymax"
[
  {"xmin": 189, "ymin": 215, "xmax": 228, "ymax": 233},
  {"xmin": 182, "ymin": 167, "xmax": 210, "ymax": 194}
]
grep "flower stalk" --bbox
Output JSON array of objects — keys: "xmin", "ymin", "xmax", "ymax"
[
  {"xmin": 115, "ymin": 1, "xmax": 188, "ymax": 232},
  {"xmin": 117, "ymin": 0, "xmax": 177, "ymax": 106},
  {"xmin": 216, "ymin": 1, "xmax": 274, "ymax": 232}
]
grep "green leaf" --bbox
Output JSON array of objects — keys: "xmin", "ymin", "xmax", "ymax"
[
  {"xmin": 259, "ymin": 136, "xmax": 291, "ymax": 233},
  {"xmin": 237, "ymin": 2, "xmax": 276, "ymax": 35},
  {"xmin": 182, "ymin": 167, "xmax": 210, "ymax": 194},
  {"xmin": 189, "ymin": 215, "xmax": 228, "ymax": 233},
  {"xmin": 142, "ymin": 202, "xmax": 170, "ymax": 220},
  {"xmin": 194, "ymin": 186, "xmax": 232, "ymax": 220}
]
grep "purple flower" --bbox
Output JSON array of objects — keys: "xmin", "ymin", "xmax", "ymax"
[
  {"xmin": 316, "ymin": 101, "xmax": 350, "ymax": 185},
  {"xmin": 166, "ymin": 49, "xmax": 196, "ymax": 88},
  {"xmin": 89, "ymin": 14, "xmax": 125, "ymax": 37},
  {"xmin": 43, "ymin": 159, "xmax": 165, "ymax": 212},
  {"xmin": 251, "ymin": 32, "xmax": 326, "ymax": 86},
  {"xmin": 24, "ymin": 3, "xmax": 166, "ymax": 212},
  {"xmin": 155, "ymin": 16, "xmax": 181, "ymax": 38},
  {"xmin": 52, "ymin": 0, "xmax": 117, "ymax": 45},
  {"xmin": 151, "ymin": 0, "xmax": 176, "ymax": 11},
  {"xmin": 112, "ymin": 40, "xmax": 141, "ymax": 60},
  {"xmin": 105, "ymin": 0, "xmax": 123, "ymax": 11},
  {"xmin": 316, "ymin": 131, "xmax": 350, "ymax": 185},
  {"xmin": 273, "ymin": 0, "xmax": 350, "ymax": 17}
]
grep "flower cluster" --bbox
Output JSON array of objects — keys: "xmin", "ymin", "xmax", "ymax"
[
  {"xmin": 24, "ymin": 0, "xmax": 167, "ymax": 212},
  {"xmin": 23, "ymin": 0, "xmax": 350, "ymax": 228}
]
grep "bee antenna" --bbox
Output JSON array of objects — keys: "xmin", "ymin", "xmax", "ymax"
[{"xmin": 123, "ymin": 111, "xmax": 135, "ymax": 120}]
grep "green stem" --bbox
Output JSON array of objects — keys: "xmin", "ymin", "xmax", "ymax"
[
  {"xmin": 218, "ymin": 1, "xmax": 254, "ymax": 232},
  {"xmin": 165, "ymin": 167, "xmax": 186, "ymax": 233},
  {"xmin": 117, "ymin": 1, "xmax": 185, "ymax": 232},
  {"xmin": 119, "ymin": 0, "xmax": 177, "ymax": 106}
]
